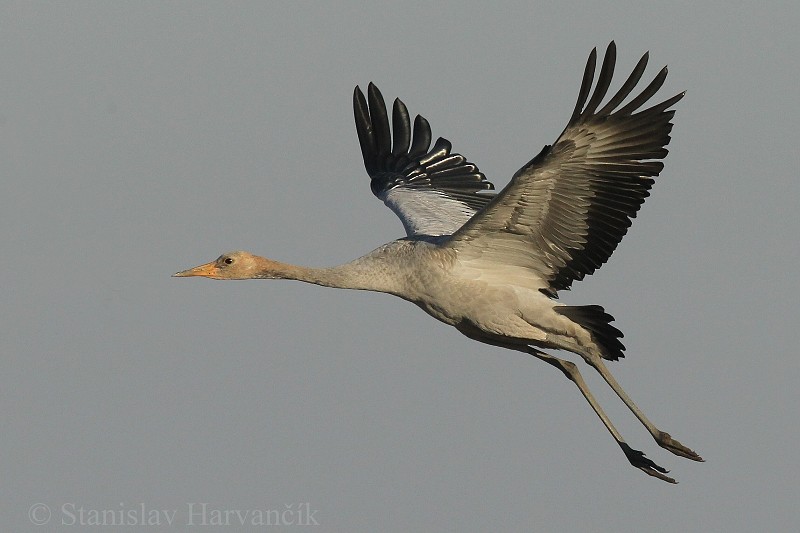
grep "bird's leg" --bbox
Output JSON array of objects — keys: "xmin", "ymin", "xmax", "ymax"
[
  {"xmin": 526, "ymin": 348, "xmax": 677, "ymax": 483},
  {"xmin": 584, "ymin": 357, "xmax": 703, "ymax": 462}
]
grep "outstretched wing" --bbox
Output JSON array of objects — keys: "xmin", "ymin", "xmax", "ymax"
[
  {"xmin": 354, "ymin": 83, "xmax": 495, "ymax": 237},
  {"xmin": 448, "ymin": 42, "xmax": 684, "ymax": 296}
]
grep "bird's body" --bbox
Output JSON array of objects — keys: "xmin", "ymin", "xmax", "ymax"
[{"xmin": 175, "ymin": 42, "xmax": 702, "ymax": 482}]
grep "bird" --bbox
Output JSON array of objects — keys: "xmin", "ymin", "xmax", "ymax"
[{"xmin": 174, "ymin": 42, "xmax": 702, "ymax": 483}]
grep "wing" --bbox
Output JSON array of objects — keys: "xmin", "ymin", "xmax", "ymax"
[
  {"xmin": 447, "ymin": 42, "xmax": 684, "ymax": 296},
  {"xmin": 354, "ymin": 83, "xmax": 496, "ymax": 237}
]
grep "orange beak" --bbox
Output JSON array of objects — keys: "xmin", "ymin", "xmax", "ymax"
[{"xmin": 173, "ymin": 261, "xmax": 220, "ymax": 279}]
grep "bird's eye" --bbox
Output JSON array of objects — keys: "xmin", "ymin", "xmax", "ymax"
[{"xmin": 223, "ymin": 257, "xmax": 234, "ymax": 265}]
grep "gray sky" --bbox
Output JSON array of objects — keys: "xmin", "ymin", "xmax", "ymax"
[{"xmin": 4, "ymin": 1, "xmax": 799, "ymax": 531}]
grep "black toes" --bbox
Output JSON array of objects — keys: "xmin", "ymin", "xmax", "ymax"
[
  {"xmin": 620, "ymin": 443, "xmax": 677, "ymax": 484},
  {"xmin": 656, "ymin": 432, "xmax": 704, "ymax": 462}
]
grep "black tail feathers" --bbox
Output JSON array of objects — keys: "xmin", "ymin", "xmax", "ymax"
[{"xmin": 555, "ymin": 305, "xmax": 626, "ymax": 361}]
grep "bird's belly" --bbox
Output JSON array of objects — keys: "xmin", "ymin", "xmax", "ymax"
[
  {"xmin": 399, "ymin": 253, "xmax": 563, "ymax": 343},
  {"xmin": 413, "ymin": 298, "xmax": 464, "ymax": 326},
  {"xmin": 411, "ymin": 280, "xmax": 550, "ymax": 342}
]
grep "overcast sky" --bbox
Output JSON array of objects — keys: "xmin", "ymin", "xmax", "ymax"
[{"xmin": 4, "ymin": 1, "xmax": 799, "ymax": 531}]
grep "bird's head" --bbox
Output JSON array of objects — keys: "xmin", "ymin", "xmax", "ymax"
[{"xmin": 173, "ymin": 251, "xmax": 269, "ymax": 280}]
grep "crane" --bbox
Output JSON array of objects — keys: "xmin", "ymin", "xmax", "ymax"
[{"xmin": 175, "ymin": 42, "xmax": 702, "ymax": 483}]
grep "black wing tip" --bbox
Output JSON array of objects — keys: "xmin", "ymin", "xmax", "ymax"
[
  {"xmin": 354, "ymin": 82, "xmax": 439, "ymax": 177},
  {"xmin": 354, "ymin": 82, "xmax": 398, "ymax": 176},
  {"xmin": 571, "ymin": 44, "xmax": 683, "ymax": 126},
  {"xmin": 352, "ymin": 82, "xmax": 495, "ymax": 203},
  {"xmin": 353, "ymin": 83, "xmax": 378, "ymax": 108}
]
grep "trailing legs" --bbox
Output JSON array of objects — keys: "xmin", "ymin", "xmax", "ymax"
[
  {"xmin": 583, "ymin": 355, "xmax": 703, "ymax": 462},
  {"xmin": 525, "ymin": 347, "xmax": 678, "ymax": 483}
]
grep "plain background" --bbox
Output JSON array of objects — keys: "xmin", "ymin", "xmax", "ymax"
[{"xmin": 4, "ymin": 1, "xmax": 799, "ymax": 531}]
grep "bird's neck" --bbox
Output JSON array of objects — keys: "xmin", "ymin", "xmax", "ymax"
[{"xmin": 253, "ymin": 254, "xmax": 400, "ymax": 293}]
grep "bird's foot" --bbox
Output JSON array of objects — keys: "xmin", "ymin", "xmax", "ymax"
[
  {"xmin": 620, "ymin": 443, "xmax": 676, "ymax": 484},
  {"xmin": 655, "ymin": 431, "xmax": 704, "ymax": 462}
]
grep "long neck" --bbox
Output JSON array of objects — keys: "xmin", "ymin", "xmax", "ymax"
[{"xmin": 255, "ymin": 254, "xmax": 400, "ymax": 293}]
